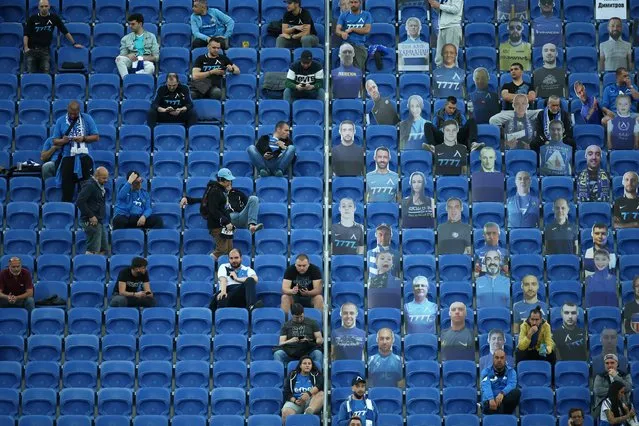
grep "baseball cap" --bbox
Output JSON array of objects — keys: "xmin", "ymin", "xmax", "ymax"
[
  {"xmin": 351, "ymin": 376, "xmax": 366, "ymax": 386},
  {"xmin": 216, "ymin": 168, "xmax": 236, "ymax": 181},
  {"xmin": 604, "ymin": 353, "xmax": 618, "ymax": 362},
  {"xmin": 300, "ymin": 50, "xmax": 313, "ymax": 64}
]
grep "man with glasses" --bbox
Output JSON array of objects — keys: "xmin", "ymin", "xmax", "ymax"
[
  {"xmin": 115, "ymin": 13, "xmax": 159, "ymax": 78},
  {"xmin": 499, "ymin": 18, "xmax": 532, "ymax": 71}
]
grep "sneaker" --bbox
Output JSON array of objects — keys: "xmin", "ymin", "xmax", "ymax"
[
  {"xmin": 249, "ymin": 223, "xmax": 264, "ymax": 234},
  {"xmin": 249, "ymin": 300, "xmax": 264, "ymax": 312},
  {"xmin": 274, "ymin": 169, "xmax": 284, "ymax": 177},
  {"xmin": 259, "ymin": 169, "xmax": 269, "ymax": 177}
]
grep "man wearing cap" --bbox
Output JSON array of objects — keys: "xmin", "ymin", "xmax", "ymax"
[
  {"xmin": 113, "ymin": 170, "xmax": 164, "ymax": 230},
  {"xmin": 276, "ymin": 0, "xmax": 319, "ymax": 49},
  {"xmin": 593, "ymin": 353, "xmax": 633, "ymax": 418},
  {"xmin": 248, "ymin": 121, "xmax": 296, "ymax": 178},
  {"xmin": 180, "ymin": 168, "xmax": 263, "ymax": 260},
  {"xmin": 284, "ymin": 50, "xmax": 325, "ymax": 102},
  {"xmin": 337, "ymin": 376, "xmax": 379, "ymax": 426}
]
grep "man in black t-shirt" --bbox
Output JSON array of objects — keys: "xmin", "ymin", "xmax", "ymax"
[
  {"xmin": 190, "ymin": 38, "xmax": 240, "ymax": 100},
  {"xmin": 284, "ymin": 50, "xmax": 325, "ymax": 102},
  {"xmin": 435, "ymin": 120, "xmax": 468, "ymax": 176},
  {"xmin": 614, "ymin": 171, "xmax": 639, "ymax": 229},
  {"xmin": 148, "ymin": 73, "xmax": 197, "ymax": 127},
  {"xmin": 276, "ymin": 0, "xmax": 319, "ymax": 49},
  {"xmin": 110, "ymin": 257, "xmax": 156, "ymax": 308},
  {"xmin": 281, "ymin": 254, "xmax": 324, "ymax": 313},
  {"xmin": 274, "ymin": 303, "xmax": 324, "ymax": 366},
  {"xmin": 332, "ymin": 120, "xmax": 364, "ymax": 177},
  {"xmin": 24, "ymin": 0, "xmax": 83, "ymax": 73}
]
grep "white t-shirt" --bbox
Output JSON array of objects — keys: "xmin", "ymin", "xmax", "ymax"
[{"xmin": 217, "ymin": 263, "xmax": 256, "ymax": 288}]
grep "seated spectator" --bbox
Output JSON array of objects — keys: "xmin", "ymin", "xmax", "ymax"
[
  {"xmin": 77, "ymin": 167, "xmax": 109, "ymax": 255},
  {"xmin": 0, "ymin": 257, "xmax": 35, "ymax": 312},
  {"xmin": 614, "ymin": 171, "xmax": 639, "ymax": 229},
  {"xmin": 577, "ymin": 146, "xmax": 612, "ymax": 203},
  {"xmin": 210, "ymin": 248, "xmax": 262, "ymax": 314},
  {"xmin": 532, "ymin": 95, "xmax": 575, "ymax": 152},
  {"xmin": 602, "ymin": 68, "xmax": 639, "ymax": 121},
  {"xmin": 404, "ymin": 276, "xmax": 438, "ymax": 334},
  {"xmin": 441, "ymin": 302, "xmax": 475, "ymax": 361},
  {"xmin": 247, "ymin": 121, "xmax": 296, "ymax": 177},
  {"xmin": 554, "ymin": 303, "xmax": 587, "ymax": 361},
  {"xmin": 437, "ymin": 197, "xmax": 471, "ymax": 255},
  {"xmin": 607, "ymin": 95, "xmax": 639, "ymax": 150},
  {"xmin": 276, "ymin": 0, "xmax": 319, "ymax": 49},
  {"xmin": 568, "ymin": 409, "xmax": 586, "ymax": 426},
  {"xmin": 532, "ymin": 0, "xmax": 562, "ymax": 48},
  {"xmin": 331, "ymin": 302, "xmax": 366, "ymax": 361},
  {"xmin": 584, "ymin": 223, "xmax": 617, "ymax": 276},
  {"xmin": 507, "ymin": 171, "xmax": 540, "ymax": 228},
  {"xmin": 368, "ymin": 328, "xmax": 403, "ymax": 388},
  {"xmin": 513, "ymin": 275, "xmax": 548, "ymax": 334},
  {"xmin": 347, "ymin": 418, "xmax": 363, "ymax": 426},
  {"xmin": 52, "ymin": 100, "xmax": 99, "ymax": 202},
  {"xmin": 366, "ymin": 147, "xmax": 399, "ymax": 202},
  {"xmin": 368, "ymin": 252, "xmax": 401, "ymax": 309},
  {"xmin": 479, "ymin": 329, "xmax": 515, "ymax": 371},
  {"xmin": 624, "ymin": 276, "xmax": 639, "ymax": 334},
  {"xmin": 367, "ymin": 224, "xmax": 400, "ymax": 277},
  {"xmin": 274, "ymin": 302, "xmax": 323, "ymax": 367},
  {"xmin": 281, "ymin": 356, "xmax": 324, "ymax": 421},
  {"xmin": 113, "ymin": 171, "xmax": 164, "ymax": 230},
  {"xmin": 503, "ymin": 94, "xmax": 537, "ymax": 150},
  {"xmin": 516, "ymin": 305, "xmax": 555, "ymax": 365},
  {"xmin": 281, "ymin": 254, "xmax": 324, "ymax": 314},
  {"xmin": 544, "ymin": 198, "xmax": 578, "ymax": 254},
  {"xmin": 593, "ymin": 329, "xmax": 629, "ymax": 375},
  {"xmin": 284, "ymin": 50, "xmax": 324, "ymax": 102},
  {"xmin": 433, "ymin": 96, "xmax": 480, "ymax": 151},
  {"xmin": 433, "ymin": 120, "xmax": 468, "ymax": 176},
  {"xmin": 331, "ymin": 43, "xmax": 363, "ymax": 99},
  {"xmin": 601, "ymin": 382, "xmax": 638, "ymax": 426},
  {"xmin": 365, "ymin": 79, "xmax": 399, "ymax": 125},
  {"xmin": 115, "ymin": 14, "xmax": 159, "ymax": 78},
  {"xmin": 332, "ymin": 197, "xmax": 365, "ymax": 255},
  {"xmin": 190, "ymin": 38, "xmax": 240, "ymax": 100},
  {"xmin": 40, "ymin": 137, "xmax": 61, "ymax": 181},
  {"xmin": 110, "ymin": 257, "xmax": 156, "ymax": 308},
  {"xmin": 401, "ymin": 171, "xmax": 436, "ymax": 229},
  {"xmin": 497, "ymin": 0, "xmax": 528, "ymax": 21},
  {"xmin": 475, "ymin": 222, "xmax": 508, "ymax": 271},
  {"xmin": 480, "ymin": 350, "xmax": 521, "ymax": 415},
  {"xmin": 336, "ymin": 377, "xmax": 379, "ymax": 426},
  {"xmin": 433, "ymin": 44, "xmax": 465, "ymax": 99},
  {"xmin": 599, "ymin": 17, "xmax": 632, "ymax": 72},
  {"xmin": 148, "ymin": 73, "xmax": 197, "ymax": 127},
  {"xmin": 574, "ymin": 80, "xmax": 605, "ymax": 125},
  {"xmin": 470, "ymin": 67, "xmax": 502, "ymax": 125},
  {"xmin": 332, "ymin": 120, "xmax": 364, "ymax": 176},
  {"xmin": 398, "ymin": 18, "xmax": 430, "ymax": 72},
  {"xmin": 585, "ymin": 249, "xmax": 618, "ymax": 308},
  {"xmin": 499, "ymin": 63, "xmax": 536, "ymax": 111},
  {"xmin": 335, "ymin": 0, "xmax": 371, "ymax": 71},
  {"xmin": 476, "ymin": 250, "xmax": 511, "ymax": 308},
  {"xmin": 532, "ymin": 43, "xmax": 565, "ymax": 98},
  {"xmin": 190, "ymin": 0, "xmax": 234, "ymax": 49},
  {"xmin": 399, "ymin": 95, "xmax": 438, "ymax": 150},
  {"xmin": 499, "ymin": 18, "xmax": 532, "ymax": 71},
  {"xmin": 539, "ymin": 120, "xmax": 573, "ymax": 176}
]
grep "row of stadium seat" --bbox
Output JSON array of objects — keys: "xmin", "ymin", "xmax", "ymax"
[{"xmin": 1, "ymin": 414, "xmax": 296, "ymax": 426}]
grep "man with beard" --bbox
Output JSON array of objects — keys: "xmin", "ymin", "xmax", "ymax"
[
  {"xmin": 281, "ymin": 254, "xmax": 323, "ymax": 314},
  {"xmin": 274, "ymin": 303, "xmax": 323, "ymax": 366},
  {"xmin": 331, "ymin": 302, "xmax": 366, "ymax": 360},
  {"xmin": 499, "ymin": 18, "xmax": 532, "ymax": 71},
  {"xmin": 584, "ymin": 223, "xmax": 616, "ymax": 276},
  {"xmin": 593, "ymin": 353, "xmax": 633, "ymax": 419},
  {"xmin": 148, "ymin": 73, "xmax": 197, "ymax": 127},
  {"xmin": 516, "ymin": 306, "xmax": 555, "ymax": 364},
  {"xmin": 209, "ymin": 248, "xmax": 262, "ymax": 314},
  {"xmin": 437, "ymin": 197, "xmax": 471, "ymax": 255},
  {"xmin": 532, "ymin": 0, "xmax": 562, "ymax": 47},
  {"xmin": 554, "ymin": 303, "xmax": 587, "ymax": 361},
  {"xmin": 476, "ymin": 250, "xmax": 511, "ymax": 308},
  {"xmin": 507, "ymin": 171, "xmax": 539, "ymax": 228},
  {"xmin": 613, "ymin": 171, "xmax": 639, "ymax": 229},
  {"xmin": 441, "ymin": 301, "xmax": 475, "ymax": 361},
  {"xmin": 110, "ymin": 257, "xmax": 156, "ymax": 308},
  {"xmin": 544, "ymin": 198, "xmax": 578, "ymax": 254},
  {"xmin": 577, "ymin": 145, "xmax": 611, "ymax": 203},
  {"xmin": 332, "ymin": 120, "xmax": 364, "ymax": 176},
  {"xmin": 367, "ymin": 328, "xmax": 403, "ymax": 388},
  {"xmin": 336, "ymin": 376, "xmax": 379, "ymax": 426},
  {"xmin": 539, "ymin": 120, "xmax": 573, "ymax": 176},
  {"xmin": 470, "ymin": 67, "xmax": 501, "ymax": 125},
  {"xmin": 190, "ymin": 38, "xmax": 240, "ymax": 101},
  {"xmin": 475, "ymin": 222, "xmax": 508, "ymax": 263},
  {"xmin": 331, "ymin": 44, "xmax": 363, "ymax": 99},
  {"xmin": 498, "ymin": 63, "xmax": 537, "ymax": 111},
  {"xmin": 432, "ymin": 43, "xmax": 465, "ymax": 99},
  {"xmin": 335, "ymin": 0, "xmax": 372, "ymax": 71},
  {"xmin": 366, "ymin": 147, "xmax": 398, "ymax": 202},
  {"xmin": 367, "ymin": 224, "xmax": 400, "ymax": 277},
  {"xmin": 0, "ymin": 257, "xmax": 35, "ymax": 312},
  {"xmin": 404, "ymin": 276, "xmax": 438, "ymax": 334},
  {"xmin": 275, "ymin": 0, "xmax": 319, "ymax": 49},
  {"xmin": 332, "ymin": 197, "xmax": 366, "ymax": 255},
  {"xmin": 533, "ymin": 44, "xmax": 566, "ymax": 99},
  {"xmin": 365, "ymin": 79, "xmax": 399, "ymax": 126},
  {"xmin": 479, "ymin": 329, "xmax": 514, "ymax": 371},
  {"xmin": 367, "ymin": 251, "xmax": 401, "ymax": 309},
  {"xmin": 480, "ymin": 350, "xmax": 521, "ymax": 415},
  {"xmin": 113, "ymin": 171, "xmax": 164, "ymax": 229},
  {"xmin": 600, "ymin": 17, "xmax": 632, "ymax": 72},
  {"xmin": 623, "ymin": 277, "xmax": 639, "ymax": 334},
  {"xmin": 592, "ymin": 328, "xmax": 628, "ymax": 375},
  {"xmin": 513, "ymin": 275, "xmax": 548, "ymax": 334},
  {"xmin": 434, "ymin": 120, "xmax": 468, "ymax": 176}
]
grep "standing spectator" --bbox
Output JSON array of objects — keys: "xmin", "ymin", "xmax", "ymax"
[
  {"xmin": 399, "ymin": 95, "xmax": 439, "ymax": 150},
  {"xmin": 276, "ymin": 0, "xmax": 319, "ymax": 49},
  {"xmin": 281, "ymin": 356, "xmax": 324, "ymax": 422},
  {"xmin": 479, "ymin": 329, "xmax": 514, "ymax": 371},
  {"xmin": 52, "ymin": 100, "xmax": 99, "ymax": 202},
  {"xmin": 516, "ymin": 306, "xmax": 555, "ymax": 364},
  {"xmin": 366, "ymin": 224, "xmax": 400, "ymax": 277},
  {"xmin": 499, "ymin": 63, "xmax": 536, "ymax": 110},
  {"xmin": 532, "ymin": 0, "xmax": 562, "ymax": 47},
  {"xmin": 113, "ymin": 171, "xmax": 164, "ymax": 230},
  {"xmin": 401, "ymin": 171, "xmax": 436, "ymax": 229},
  {"xmin": 599, "ymin": 381, "xmax": 637, "ymax": 426},
  {"xmin": 332, "ymin": 120, "xmax": 364, "ymax": 176},
  {"xmin": 40, "ymin": 137, "xmax": 61, "ymax": 181},
  {"xmin": 499, "ymin": 18, "xmax": 532, "ymax": 71},
  {"xmin": 0, "ymin": 257, "xmax": 35, "ymax": 312},
  {"xmin": 470, "ymin": 67, "xmax": 501, "ymax": 125},
  {"xmin": 532, "ymin": 43, "xmax": 565, "ymax": 99},
  {"xmin": 554, "ymin": 303, "xmax": 587, "ymax": 361},
  {"xmin": 115, "ymin": 14, "xmax": 159, "ymax": 78},
  {"xmin": 584, "ymin": 223, "xmax": 616, "ymax": 276},
  {"xmin": 577, "ymin": 145, "xmax": 611, "ymax": 202},
  {"xmin": 190, "ymin": 0, "xmax": 234, "ymax": 49},
  {"xmin": 433, "ymin": 120, "xmax": 468, "ymax": 176},
  {"xmin": 503, "ymin": 94, "xmax": 538, "ymax": 150},
  {"xmin": 535, "ymin": 94, "xmax": 576, "ymax": 152},
  {"xmin": 429, "ymin": 0, "xmax": 463, "ymax": 67},
  {"xmin": 148, "ymin": 73, "xmax": 197, "ymax": 127},
  {"xmin": 274, "ymin": 303, "xmax": 323, "ymax": 367},
  {"xmin": 210, "ymin": 248, "xmax": 262, "ymax": 314},
  {"xmin": 336, "ymin": 377, "xmax": 379, "ymax": 426},
  {"xmin": 507, "ymin": 171, "xmax": 540, "ymax": 228},
  {"xmin": 437, "ymin": 197, "xmax": 471, "ymax": 255},
  {"xmin": 366, "ymin": 147, "xmax": 398, "ymax": 202},
  {"xmin": 544, "ymin": 198, "xmax": 578, "ymax": 254},
  {"xmin": 539, "ymin": 120, "xmax": 573, "ymax": 176},
  {"xmin": 404, "ymin": 276, "xmax": 438, "ymax": 334},
  {"xmin": 512, "ymin": 275, "xmax": 548, "ymax": 333},
  {"xmin": 607, "ymin": 95, "xmax": 639, "ymax": 151},
  {"xmin": 24, "ymin": 0, "xmax": 83, "ymax": 73},
  {"xmin": 76, "ymin": 167, "xmax": 109, "ymax": 255},
  {"xmin": 180, "ymin": 169, "xmax": 263, "ymax": 260},
  {"xmin": 476, "ymin": 250, "xmax": 511, "ymax": 308},
  {"xmin": 335, "ymin": 0, "xmax": 372, "ymax": 71},
  {"xmin": 110, "ymin": 257, "xmax": 156, "ymax": 308},
  {"xmin": 614, "ymin": 171, "xmax": 639, "ymax": 229},
  {"xmin": 480, "ymin": 350, "xmax": 521, "ymax": 415},
  {"xmin": 331, "ymin": 44, "xmax": 363, "ymax": 99},
  {"xmin": 624, "ymin": 277, "xmax": 639, "ymax": 334},
  {"xmin": 574, "ymin": 80, "xmax": 605, "ymax": 125},
  {"xmin": 247, "ymin": 121, "xmax": 296, "ymax": 177},
  {"xmin": 600, "ymin": 17, "xmax": 633, "ymax": 72},
  {"xmin": 602, "ymin": 68, "xmax": 639, "ymax": 119},
  {"xmin": 593, "ymin": 329, "xmax": 629, "ymax": 375},
  {"xmin": 433, "ymin": 96, "xmax": 480, "ymax": 150},
  {"xmin": 331, "ymin": 302, "xmax": 366, "ymax": 361},
  {"xmin": 367, "ymin": 328, "xmax": 403, "ymax": 388},
  {"xmin": 331, "ymin": 197, "xmax": 365, "ymax": 255},
  {"xmin": 190, "ymin": 38, "xmax": 240, "ymax": 100},
  {"xmin": 281, "ymin": 254, "xmax": 324, "ymax": 314},
  {"xmin": 441, "ymin": 301, "xmax": 475, "ymax": 361},
  {"xmin": 585, "ymin": 249, "xmax": 618, "ymax": 308},
  {"xmin": 284, "ymin": 50, "xmax": 324, "ymax": 102},
  {"xmin": 365, "ymin": 80, "xmax": 400, "ymax": 126},
  {"xmin": 432, "ymin": 44, "xmax": 465, "ymax": 99}
]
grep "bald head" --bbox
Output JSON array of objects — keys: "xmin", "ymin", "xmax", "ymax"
[{"xmin": 94, "ymin": 167, "xmax": 109, "ymax": 185}]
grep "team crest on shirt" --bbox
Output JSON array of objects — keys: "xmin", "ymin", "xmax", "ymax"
[
  {"xmin": 452, "ymin": 232, "xmax": 459, "ymax": 238},
  {"xmin": 619, "ymin": 121, "xmax": 630, "ymax": 131}
]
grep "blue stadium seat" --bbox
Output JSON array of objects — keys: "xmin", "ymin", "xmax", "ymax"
[
  {"xmin": 87, "ymin": 99, "xmax": 118, "ymax": 125},
  {"xmin": 610, "ymin": 150, "xmax": 639, "ymax": 176},
  {"xmin": 465, "ymin": 47, "xmax": 497, "ymax": 72},
  {"xmin": 58, "ymin": 415, "xmax": 92, "ymax": 426},
  {"xmin": 121, "ymin": 99, "xmax": 151, "ymax": 125},
  {"xmin": 4, "ymin": 230, "xmax": 36, "ymax": 255},
  {"xmin": 293, "ymin": 152, "xmax": 324, "ymax": 178},
  {"xmin": 161, "ymin": 23, "xmax": 191, "ymax": 48},
  {"xmin": 104, "ymin": 309, "xmax": 140, "ymax": 336},
  {"xmin": 464, "ymin": 23, "xmax": 497, "ymax": 47},
  {"xmin": 546, "ymin": 255, "xmax": 580, "ymax": 281},
  {"xmin": 35, "ymin": 254, "xmax": 70, "ymax": 283},
  {"xmin": 182, "ymin": 255, "xmax": 215, "ymax": 282},
  {"xmin": 88, "ymin": 74, "xmax": 120, "ymax": 101},
  {"xmin": 159, "ymin": 47, "xmax": 190, "ymax": 74},
  {"xmin": 368, "ymin": 308, "xmax": 401, "ymax": 334},
  {"xmin": 122, "ymin": 75, "xmax": 155, "ymax": 101},
  {"xmin": 175, "ymin": 360, "xmax": 209, "ymax": 388},
  {"xmin": 0, "ymin": 0, "xmax": 26, "ymax": 21},
  {"xmin": 565, "ymin": 22, "xmax": 596, "ymax": 47},
  {"xmin": 471, "ymin": 202, "xmax": 505, "ymax": 229},
  {"xmin": 521, "ymin": 415, "xmax": 558, "ymax": 426},
  {"xmin": 72, "ymin": 255, "xmax": 106, "ymax": 282},
  {"xmin": 566, "ymin": 47, "xmax": 598, "ymax": 73},
  {"xmin": 403, "ymin": 254, "xmax": 436, "ymax": 282},
  {"xmin": 93, "ymin": 0, "xmax": 126, "ymax": 21},
  {"xmin": 0, "ymin": 335, "xmax": 24, "ymax": 361},
  {"xmin": 332, "ymin": 177, "xmax": 364, "ymax": 203},
  {"xmin": 111, "ymin": 229, "xmax": 145, "ymax": 255},
  {"xmin": 556, "ymin": 386, "xmax": 590, "ymax": 415},
  {"xmin": 30, "ymin": 307, "xmax": 65, "ymax": 336},
  {"xmin": 150, "ymin": 177, "xmax": 182, "ymax": 203},
  {"xmin": 0, "ymin": 100, "xmax": 15, "ymax": 127},
  {"xmin": 28, "ymin": 335, "xmax": 62, "ymax": 362},
  {"xmin": 519, "ymin": 387, "xmax": 554, "ymax": 415},
  {"xmin": 257, "ymin": 203, "xmax": 288, "ymax": 229},
  {"xmin": 541, "ymin": 176, "xmax": 574, "ymax": 202},
  {"xmin": 222, "ymin": 151, "xmax": 253, "ymax": 177},
  {"xmin": 248, "ymin": 387, "xmax": 282, "ymax": 415},
  {"xmin": 548, "ymin": 281, "xmax": 582, "ymax": 307},
  {"xmin": 464, "ymin": 0, "xmax": 494, "ymax": 22},
  {"xmin": 100, "ymin": 360, "xmax": 135, "ymax": 388},
  {"xmin": 64, "ymin": 335, "xmax": 99, "ymax": 362},
  {"xmin": 95, "ymin": 415, "xmax": 131, "ymax": 426},
  {"xmin": 41, "ymin": 202, "xmax": 74, "ymax": 230},
  {"xmin": 228, "ymin": 0, "xmax": 258, "ymax": 22},
  {"xmin": 0, "ymin": 125, "xmax": 11, "ymax": 150},
  {"xmin": 587, "ymin": 306, "xmax": 621, "ymax": 333},
  {"xmin": 442, "ymin": 360, "xmax": 476, "ymax": 389},
  {"xmin": 399, "ymin": 74, "xmax": 431, "ymax": 102},
  {"xmin": 254, "ymin": 230, "xmax": 288, "ymax": 255},
  {"xmin": 20, "ymin": 74, "xmax": 52, "ymax": 101},
  {"xmin": 517, "ymin": 360, "xmax": 552, "ymax": 388},
  {"xmin": 224, "ymin": 100, "xmax": 255, "ymax": 126},
  {"xmin": 293, "ymin": 100, "xmax": 324, "ymax": 126},
  {"xmin": 135, "ymin": 389, "xmax": 170, "ymax": 416},
  {"xmin": 332, "ymin": 99, "xmax": 364, "ymax": 126},
  {"xmin": 445, "ymin": 415, "xmax": 479, "ymax": 426},
  {"xmin": 290, "ymin": 177, "xmax": 322, "ymax": 203},
  {"xmin": 179, "ymin": 307, "xmax": 212, "ymax": 336},
  {"xmin": 554, "ymin": 361, "xmax": 589, "ymax": 388},
  {"xmin": 476, "ymin": 307, "xmax": 511, "ymax": 333},
  {"xmin": 258, "ymin": 100, "xmax": 290, "ymax": 125},
  {"xmin": 253, "ymin": 178, "xmax": 287, "ymax": 204},
  {"xmin": 57, "ymin": 46, "xmax": 89, "ymax": 73},
  {"xmin": 505, "ymin": 149, "xmax": 537, "ymax": 177},
  {"xmin": 138, "ymin": 334, "xmax": 172, "ymax": 362},
  {"xmin": 438, "ymin": 254, "xmax": 472, "ymax": 282},
  {"xmin": 405, "ymin": 360, "xmax": 440, "ymax": 388},
  {"xmin": 213, "ymin": 334, "xmax": 247, "ymax": 362},
  {"xmin": 0, "ymin": 48, "xmax": 20, "ymax": 75},
  {"xmin": 141, "ymin": 307, "xmax": 176, "ymax": 336},
  {"xmin": 176, "ymin": 334, "xmax": 211, "ymax": 361},
  {"xmin": 63, "ymin": 23, "xmax": 90, "ymax": 47},
  {"xmin": 436, "ymin": 176, "xmax": 468, "ymax": 202},
  {"xmin": 93, "ymin": 23, "xmax": 125, "ymax": 47},
  {"xmin": 366, "ymin": 203, "xmax": 399, "ymax": 229},
  {"xmin": 187, "ymin": 151, "xmax": 218, "ymax": 177},
  {"xmin": 0, "ymin": 361, "xmax": 21, "ymax": 389},
  {"xmin": 153, "ymin": 124, "xmax": 186, "ymax": 152},
  {"xmin": 289, "ymin": 125, "xmax": 322, "ymax": 153},
  {"xmin": 97, "ymin": 388, "xmax": 133, "ymax": 416},
  {"xmin": 223, "ymin": 124, "xmax": 254, "ymax": 151},
  {"xmin": 618, "ymin": 229, "xmax": 639, "ymax": 256},
  {"xmin": 61, "ymin": 0, "xmax": 92, "ymax": 21},
  {"xmin": 67, "ymin": 307, "xmax": 102, "ymax": 335},
  {"xmin": 94, "ymin": 125, "xmax": 116, "ymax": 151},
  {"xmin": 129, "ymin": 0, "xmax": 160, "ymax": 21},
  {"xmin": 22, "ymin": 388, "xmax": 57, "ymax": 417},
  {"xmin": 330, "ymin": 255, "xmax": 364, "ymax": 283},
  {"xmin": 578, "ymin": 202, "xmax": 611, "ymax": 229},
  {"xmin": 18, "ymin": 99, "xmax": 50, "ymax": 126},
  {"xmin": 442, "ymin": 387, "xmax": 476, "ymax": 415},
  {"xmin": 146, "ymin": 229, "xmax": 179, "ymax": 256},
  {"xmin": 146, "ymin": 254, "xmax": 179, "ymax": 282},
  {"xmin": 173, "ymin": 389, "xmax": 209, "ymax": 416},
  {"xmin": 510, "ymin": 254, "xmax": 543, "ymax": 281},
  {"xmin": 25, "ymin": 360, "xmax": 60, "ymax": 390},
  {"xmin": 229, "ymin": 23, "xmax": 259, "ymax": 48},
  {"xmin": 366, "ymin": 125, "xmax": 397, "ymax": 151},
  {"xmin": 250, "ymin": 360, "xmax": 283, "ymax": 388},
  {"xmin": 406, "ymin": 388, "xmax": 440, "ymax": 415},
  {"xmin": 54, "ymin": 74, "xmax": 86, "ymax": 101},
  {"xmin": 0, "ymin": 389, "xmax": 18, "ymax": 417},
  {"xmin": 331, "ymin": 360, "xmax": 365, "ymax": 389},
  {"xmin": 59, "ymin": 388, "xmax": 94, "ymax": 416},
  {"xmin": 151, "ymin": 203, "xmax": 182, "ymax": 231},
  {"xmin": 620, "ymin": 255, "xmax": 639, "ymax": 281}
]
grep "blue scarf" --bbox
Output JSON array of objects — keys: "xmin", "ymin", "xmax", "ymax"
[{"xmin": 55, "ymin": 114, "xmax": 89, "ymax": 185}]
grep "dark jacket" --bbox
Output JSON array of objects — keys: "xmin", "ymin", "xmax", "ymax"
[
  {"xmin": 76, "ymin": 178, "xmax": 106, "ymax": 223},
  {"xmin": 531, "ymin": 108, "xmax": 575, "ymax": 152},
  {"xmin": 186, "ymin": 181, "xmax": 231, "ymax": 230},
  {"xmin": 255, "ymin": 134, "xmax": 293, "ymax": 159},
  {"xmin": 151, "ymin": 84, "xmax": 194, "ymax": 111},
  {"xmin": 283, "ymin": 369, "xmax": 324, "ymax": 402}
]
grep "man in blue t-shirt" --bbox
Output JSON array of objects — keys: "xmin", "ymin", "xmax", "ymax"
[
  {"xmin": 476, "ymin": 250, "xmax": 511, "ymax": 309},
  {"xmin": 190, "ymin": 0, "xmax": 235, "ymax": 49},
  {"xmin": 366, "ymin": 147, "xmax": 398, "ymax": 202},
  {"xmin": 539, "ymin": 119, "xmax": 573, "ymax": 176},
  {"xmin": 331, "ymin": 43, "xmax": 363, "ymax": 99},
  {"xmin": 331, "ymin": 302, "xmax": 366, "ymax": 361},
  {"xmin": 336, "ymin": 377, "xmax": 379, "ymax": 426},
  {"xmin": 335, "ymin": 0, "xmax": 372, "ymax": 71},
  {"xmin": 367, "ymin": 328, "xmax": 404, "ymax": 388},
  {"xmin": 470, "ymin": 67, "xmax": 502, "ymax": 125},
  {"xmin": 404, "ymin": 276, "xmax": 438, "ymax": 334},
  {"xmin": 601, "ymin": 67, "xmax": 639, "ymax": 119},
  {"xmin": 507, "ymin": 171, "xmax": 540, "ymax": 228},
  {"xmin": 532, "ymin": 0, "xmax": 562, "ymax": 47},
  {"xmin": 433, "ymin": 43, "xmax": 465, "ymax": 99}
]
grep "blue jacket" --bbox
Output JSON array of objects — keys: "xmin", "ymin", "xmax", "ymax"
[
  {"xmin": 115, "ymin": 182, "xmax": 152, "ymax": 218},
  {"xmin": 507, "ymin": 194, "xmax": 539, "ymax": 228},
  {"xmin": 480, "ymin": 365, "xmax": 518, "ymax": 402},
  {"xmin": 190, "ymin": 8, "xmax": 234, "ymax": 41},
  {"xmin": 337, "ymin": 395, "xmax": 378, "ymax": 426}
]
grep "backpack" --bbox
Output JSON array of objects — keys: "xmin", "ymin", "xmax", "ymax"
[
  {"xmin": 200, "ymin": 182, "xmax": 216, "ymax": 219},
  {"xmin": 228, "ymin": 188, "xmax": 248, "ymax": 212}
]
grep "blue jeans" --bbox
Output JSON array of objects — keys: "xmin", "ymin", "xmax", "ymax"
[
  {"xmin": 273, "ymin": 348, "xmax": 323, "ymax": 368},
  {"xmin": 230, "ymin": 195, "xmax": 259, "ymax": 228},
  {"xmin": 247, "ymin": 145, "xmax": 296, "ymax": 175},
  {"xmin": 0, "ymin": 297, "xmax": 35, "ymax": 312},
  {"xmin": 283, "ymin": 88, "xmax": 325, "ymax": 102},
  {"xmin": 82, "ymin": 223, "xmax": 108, "ymax": 254}
]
